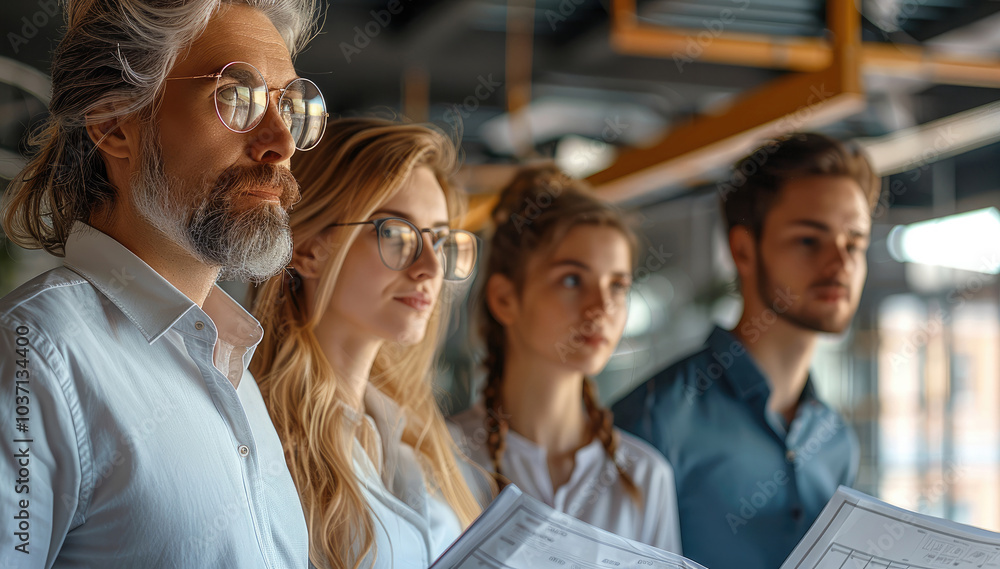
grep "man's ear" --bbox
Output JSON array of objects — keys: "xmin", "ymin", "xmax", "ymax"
[
  {"xmin": 729, "ymin": 226, "xmax": 757, "ymax": 281},
  {"xmin": 85, "ymin": 114, "xmax": 140, "ymax": 161},
  {"xmin": 291, "ymin": 234, "xmax": 334, "ymax": 280},
  {"xmin": 486, "ymin": 273, "xmax": 519, "ymax": 326}
]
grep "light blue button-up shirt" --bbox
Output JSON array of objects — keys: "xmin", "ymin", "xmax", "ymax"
[
  {"xmin": 613, "ymin": 326, "xmax": 858, "ymax": 569},
  {"xmin": 0, "ymin": 222, "xmax": 308, "ymax": 568}
]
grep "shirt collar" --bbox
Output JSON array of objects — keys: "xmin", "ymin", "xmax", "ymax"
[
  {"xmin": 62, "ymin": 221, "xmax": 262, "ymax": 355},
  {"xmin": 204, "ymin": 285, "xmax": 265, "ymax": 376},
  {"xmin": 705, "ymin": 325, "xmax": 770, "ymax": 399},
  {"xmin": 505, "ymin": 425, "xmax": 605, "ymax": 464},
  {"xmin": 364, "ymin": 384, "xmax": 406, "ymax": 484},
  {"xmin": 705, "ymin": 325, "xmax": 819, "ymax": 404},
  {"xmin": 364, "ymin": 383, "xmax": 407, "ymax": 448}
]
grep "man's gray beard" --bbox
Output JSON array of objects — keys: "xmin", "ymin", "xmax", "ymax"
[{"xmin": 130, "ymin": 126, "xmax": 293, "ymax": 284}]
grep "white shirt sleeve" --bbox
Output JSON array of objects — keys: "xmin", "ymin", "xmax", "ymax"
[
  {"xmin": 0, "ymin": 320, "xmax": 84, "ymax": 569},
  {"xmin": 643, "ymin": 454, "xmax": 683, "ymax": 553},
  {"xmin": 619, "ymin": 430, "xmax": 683, "ymax": 554}
]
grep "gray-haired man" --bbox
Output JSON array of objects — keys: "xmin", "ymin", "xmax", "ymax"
[{"xmin": 1, "ymin": 1, "xmax": 327, "ymax": 566}]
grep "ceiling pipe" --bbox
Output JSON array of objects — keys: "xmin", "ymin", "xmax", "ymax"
[
  {"xmin": 0, "ymin": 56, "xmax": 51, "ymax": 104},
  {"xmin": 858, "ymin": 99, "xmax": 1000, "ymax": 176},
  {"xmin": 0, "ymin": 56, "xmax": 51, "ymax": 180}
]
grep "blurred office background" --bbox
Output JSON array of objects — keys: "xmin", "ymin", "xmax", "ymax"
[{"xmin": 2, "ymin": 0, "xmax": 999, "ymax": 531}]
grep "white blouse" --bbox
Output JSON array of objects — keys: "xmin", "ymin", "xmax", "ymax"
[
  {"xmin": 448, "ymin": 404, "xmax": 682, "ymax": 553},
  {"xmin": 346, "ymin": 386, "xmax": 463, "ymax": 569}
]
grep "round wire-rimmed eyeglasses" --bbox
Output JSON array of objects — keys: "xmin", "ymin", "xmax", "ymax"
[
  {"xmin": 166, "ymin": 60, "xmax": 329, "ymax": 151},
  {"xmin": 328, "ymin": 217, "xmax": 479, "ymax": 281}
]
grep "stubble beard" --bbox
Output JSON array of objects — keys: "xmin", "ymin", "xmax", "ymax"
[{"xmin": 754, "ymin": 245, "xmax": 855, "ymax": 334}]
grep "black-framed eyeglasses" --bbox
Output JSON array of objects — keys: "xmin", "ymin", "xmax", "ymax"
[
  {"xmin": 166, "ymin": 61, "xmax": 329, "ymax": 151},
  {"xmin": 329, "ymin": 217, "xmax": 478, "ymax": 281}
]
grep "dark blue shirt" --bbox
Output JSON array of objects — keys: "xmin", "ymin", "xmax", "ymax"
[{"xmin": 613, "ymin": 326, "xmax": 858, "ymax": 569}]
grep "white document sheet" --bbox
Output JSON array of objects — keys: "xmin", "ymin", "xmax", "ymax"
[
  {"xmin": 430, "ymin": 485, "xmax": 706, "ymax": 569},
  {"xmin": 781, "ymin": 486, "xmax": 1000, "ymax": 569}
]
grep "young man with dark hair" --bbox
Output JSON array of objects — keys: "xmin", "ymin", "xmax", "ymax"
[{"xmin": 614, "ymin": 133, "xmax": 881, "ymax": 569}]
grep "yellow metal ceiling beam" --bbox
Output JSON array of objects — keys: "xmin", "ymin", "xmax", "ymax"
[
  {"xmin": 461, "ymin": 193, "xmax": 499, "ymax": 232},
  {"xmin": 609, "ymin": 0, "xmax": 1000, "ymax": 88},
  {"xmin": 587, "ymin": 0, "xmax": 864, "ymax": 202}
]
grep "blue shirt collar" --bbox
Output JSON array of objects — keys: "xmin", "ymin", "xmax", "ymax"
[
  {"xmin": 705, "ymin": 325, "xmax": 818, "ymax": 403},
  {"xmin": 705, "ymin": 326, "xmax": 769, "ymax": 400}
]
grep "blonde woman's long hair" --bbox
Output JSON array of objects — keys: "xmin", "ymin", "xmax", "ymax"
[{"xmin": 249, "ymin": 117, "xmax": 482, "ymax": 569}]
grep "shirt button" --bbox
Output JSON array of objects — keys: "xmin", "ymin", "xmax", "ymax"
[
  {"xmin": 195, "ymin": 321, "xmax": 205, "ymax": 330},
  {"xmin": 786, "ymin": 449, "xmax": 797, "ymax": 462},
  {"xmin": 791, "ymin": 506, "xmax": 803, "ymax": 522},
  {"xmin": 238, "ymin": 445, "xmax": 250, "ymax": 457}
]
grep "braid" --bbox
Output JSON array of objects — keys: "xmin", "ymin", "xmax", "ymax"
[
  {"xmin": 481, "ymin": 325, "xmax": 510, "ymax": 487},
  {"xmin": 581, "ymin": 378, "xmax": 642, "ymax": 505}
]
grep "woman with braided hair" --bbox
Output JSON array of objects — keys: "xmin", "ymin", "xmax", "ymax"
[{"xmin": 449, "ymin": 164, "xmax": 682, "ymax": 552}]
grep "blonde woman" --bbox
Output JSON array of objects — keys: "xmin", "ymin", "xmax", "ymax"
[{"xmin": 249, "ymin": 118, "xmax": 483, "ymax": 569}]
